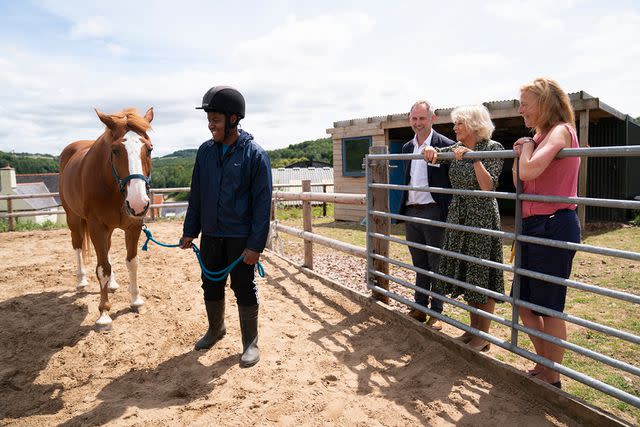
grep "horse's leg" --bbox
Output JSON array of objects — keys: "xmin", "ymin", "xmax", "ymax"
[
  {"xmin": 124, "ymin": 224, "xmax": 144, "ymax": 312},
  {"xmin": 67, "ymin": 214, "xmax": 88, "ymax": 290},
  {"xmin": 89, "ymin": 222, "xmax": 114, "ymax": 330},
  {"xmin": 106, "ymin": 232, "xmax": 119, "ymax": 292}
]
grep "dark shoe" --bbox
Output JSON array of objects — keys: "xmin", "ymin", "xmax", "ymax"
[
  {"xmin": 238, "ymin": 304, "xmax": 260, "ymax": 368},
  {"xmin": 408, "ymin": 309, "xmax": 427, "ymax": 323},
  {"xmin": 195, "ymin": 299, "xmax": 226, "ymax": 350},
  {"xmin": 426, "ymin": 316, "xmax": 443, "ymax": 331}
]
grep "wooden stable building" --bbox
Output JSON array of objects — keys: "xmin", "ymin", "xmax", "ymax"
[{"xmin": 327, "ymin": 92, "xmax": 640, "ymax": 223}]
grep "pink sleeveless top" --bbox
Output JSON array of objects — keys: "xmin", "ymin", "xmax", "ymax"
[{"xmin": 522, "ymin": 123, "xmax": 580, "ymax": 218}]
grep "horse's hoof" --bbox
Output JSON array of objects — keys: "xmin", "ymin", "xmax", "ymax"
[
  {"xmin": 76, "ymin": 282, "xmax": 88, "ymax": 292},
  {"xmin": 108, "ymin": 282, "xmax": 119, "ymax": 292},
  {"xmin": 130, "ymin": 303, "xmax": 145, "ymax": 314},
  {"xmin": 95, "ymin": 313, "xmax": 112, "ymax": 331}
]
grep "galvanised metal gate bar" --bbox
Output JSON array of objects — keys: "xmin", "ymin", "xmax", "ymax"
[{"xmin": 365, "ymin": 145, "xmax": 640, "ymax": 408}]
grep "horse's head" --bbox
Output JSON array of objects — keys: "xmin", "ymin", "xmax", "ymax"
[{"xmin": 96, "ymin": 108, "xmax": 154, "ymax": 217}]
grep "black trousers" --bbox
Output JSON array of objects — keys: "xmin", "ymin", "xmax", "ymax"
[
  {"xmin": 404, "ymin": 204, "xmax": 444, "ymax": 313},
  {"xmin": 199, "ymin": 235, "xmax": 259, "ymax": 306}
]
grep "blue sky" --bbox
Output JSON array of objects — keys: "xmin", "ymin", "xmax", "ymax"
[{"xmin": 1, "ymin": 0, "xmax": 639, "ymax": 156}]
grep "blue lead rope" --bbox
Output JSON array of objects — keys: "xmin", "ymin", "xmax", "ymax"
[{"xmin": 141, "ymin": 226, "xmax": 265, "ymax": 282}]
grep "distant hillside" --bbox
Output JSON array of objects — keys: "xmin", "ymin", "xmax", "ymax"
[
  {"xmin": 0, "ymin": 151, "xmax": 59, "ymax": 174},
  {"xmin": 268, "ymin": 138, "xmax": 332, "ymax": 168},
  {"xmin": 0, "ymin": 136, "xmax": 333, "ymax": 186}
]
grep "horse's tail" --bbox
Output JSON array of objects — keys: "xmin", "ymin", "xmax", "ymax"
[{"xmin": 81, "ymin": 220, "xmax": 92, "ymax": 265}]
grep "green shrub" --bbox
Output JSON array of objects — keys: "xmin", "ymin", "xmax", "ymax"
[{"xmin": 0, "ymin": 219, "xmax": 65, "ymax": 233}]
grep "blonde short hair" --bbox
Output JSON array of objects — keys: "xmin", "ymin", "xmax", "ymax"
[
  {"xmin": 520, "ymin": 77, "xmax": 575, "ymax": 132},
  {"xmin": 451, "ymin": 104, "xmax": 495, "ymax": 140}
]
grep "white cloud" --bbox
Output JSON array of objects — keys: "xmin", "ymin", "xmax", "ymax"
[
  {"xmin": 69, "ymin": 16, "xmax": 110, "ymax": 39},
  {"xmin": 233, "ymin": 12, "xmax": 375, "ymax": 69},
  {"xmin": 105, "ymin": 42, "xmax": 128, "ymax": 56},
  {"xmin": 1, "ymin": 1, "xmax": 639, "ymax": 158},
  {"xmin": 485, "ymin": 0, "xmax": 579, "ymax": 30},
  {"xmin": 439, "ymin": 53, "xmax": 511, "ymax": 73}
]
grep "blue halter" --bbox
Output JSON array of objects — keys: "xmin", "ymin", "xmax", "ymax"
[{"xmin": 111, "ymin": 156, "xmax": 151, "ymax": 195}]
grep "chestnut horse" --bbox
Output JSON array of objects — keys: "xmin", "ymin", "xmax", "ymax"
[{"xmin": 59, "ymin": 108, "xmax": 154, "ymax": 330}]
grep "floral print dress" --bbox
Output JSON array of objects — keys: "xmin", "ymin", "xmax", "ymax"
[{"xmin": 435, "ymin": 139, "xmax": 505, "ymax": 304}]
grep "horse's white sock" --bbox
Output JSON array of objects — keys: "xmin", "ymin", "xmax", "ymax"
[
  {"xmin": 75, "ymin": 248, "xmax": 88, "ymax": 289},
  {"xmin": 126, "ymin": 256, "xmax": 144, "ymax": 308}
]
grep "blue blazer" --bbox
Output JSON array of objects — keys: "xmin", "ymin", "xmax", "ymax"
[{"xmin": 398, "ymin": 130, "xmax": 455, "ymax": 221}]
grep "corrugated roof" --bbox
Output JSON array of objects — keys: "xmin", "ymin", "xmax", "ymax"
[
  {"xmin": 272, "ymin": 167, "xmax": 334, "ymax": 206},
  {"xmin": 332, "ymin": 91, "xmax": 628, "ymax": 128},
  {"xmin": 14, "ymin": 183, "xmax": 58, "ymax": 210},
  {"xmin": 16, "ymin": 173, "xmax": 60, "ymax": 203}
]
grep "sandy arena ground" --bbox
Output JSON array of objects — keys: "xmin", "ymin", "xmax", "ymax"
[{"xmin": 0, "ymin": 222, "xmax": 585, "ymax": 426}]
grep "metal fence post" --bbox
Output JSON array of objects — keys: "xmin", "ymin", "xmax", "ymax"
[
  {"xmin": 578, "ymin": 110, "xmax": 590, "ymax": 229},
  {"xmin": 511, "ymin": 159, "xmax": 523, "ymax": 348},
  {"xmin": 302, "ymin": 179, "xmax": 313, "ymax": 269},
  {"xmin": 369, "ymin": 146, "xmax": 390, "ymax": 304}
]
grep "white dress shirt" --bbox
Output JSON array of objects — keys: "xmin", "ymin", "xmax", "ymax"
[{"xmin": 407, "ymin": 131, "xmax": 436, "ymax": 205}]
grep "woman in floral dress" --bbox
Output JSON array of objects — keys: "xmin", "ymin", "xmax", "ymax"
[{"xmin": 423, "ymin": 104, "xmax": 504, "ymax": 351}]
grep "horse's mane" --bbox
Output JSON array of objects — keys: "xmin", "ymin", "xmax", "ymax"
[{"xmin": 109, "ymin": 108, "xmax": 152, "ymax": 134}]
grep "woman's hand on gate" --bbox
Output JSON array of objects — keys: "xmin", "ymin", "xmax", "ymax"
[
  {"xmin": 453, "ymin": 146, "xmax": 473, "ymax": 161},
  {"xmin": 423, "ymin": 146, "xmax": 438, "ymax": 164},
  {"xmin": 242, "ymin": 249, "xmax": 260, "ymax": 265},
  {"xmin": 513, "ymin": 137, "xmax": 534, "ymax": 157},
  {"xmin": 179, "ymin": 236, "xmax": 194, "ymax": 249}
]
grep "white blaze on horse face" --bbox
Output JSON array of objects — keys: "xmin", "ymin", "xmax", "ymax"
[{"xmin": 123, "ymin": 131, "xmax": 150, "ymax": 215}]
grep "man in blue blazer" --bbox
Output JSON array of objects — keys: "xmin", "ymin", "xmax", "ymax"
[{"xmin": 399, "ymin": 100, "xmax": 454, "ymax": 329}]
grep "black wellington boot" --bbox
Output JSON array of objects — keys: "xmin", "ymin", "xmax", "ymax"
[
  {"xmin": 195, "ymin": 299, "xmax": 226, "ymax": 350},
  {"xmin": 238, "ymin": 304, "xmax": 260, "ymax": 367}
]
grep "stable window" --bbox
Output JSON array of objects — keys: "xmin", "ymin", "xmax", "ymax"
[{"xmin": 342, "ymin": 136, "xmax": 371, "ymax": 177}]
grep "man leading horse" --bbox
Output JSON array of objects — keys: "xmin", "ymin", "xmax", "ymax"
[{"xmin": 179, "ymin": 86, "xmax": 272, "ymax": 368}]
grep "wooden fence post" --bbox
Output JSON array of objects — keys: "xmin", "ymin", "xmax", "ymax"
[
  {"xmin": 302, "ymin": 179, "xmax": 313, "ymax": 269},
  {"xmin": 370, "ymin": 146, "xmax": 390, "ymax": 304},
  {"xmin": 149, "ymin": 190, "xmax": 156, "ymax": 221},
  {"xmin": 322, "ymin": 184, "xmax": 327, "ymax": 217},
  {"xmin": 7, "ymin": 198, "xmax": 15, "ymax": 231}
]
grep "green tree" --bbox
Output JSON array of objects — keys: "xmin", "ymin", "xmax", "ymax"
[{"xmin": 268, "ymin": 138, "xmax": 332, "ymax": 165}]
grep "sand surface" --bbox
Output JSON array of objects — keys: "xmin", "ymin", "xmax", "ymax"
[{"xmin": 0, "ymin": 222, "xmax": 577, "ymax": 426}]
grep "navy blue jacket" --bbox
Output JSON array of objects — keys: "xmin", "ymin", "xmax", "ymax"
[
  {"xmin": 399, "ymin": 130, "xmax": 455, "ymax": 221},
  {"xmin": 183, "ymin": 129, "xmax": 272, "ymax": 252}
]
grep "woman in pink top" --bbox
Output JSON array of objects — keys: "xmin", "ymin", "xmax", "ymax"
[{"xmin": 512, "ymin": 78, "xmax": 581, "ymax": 389}]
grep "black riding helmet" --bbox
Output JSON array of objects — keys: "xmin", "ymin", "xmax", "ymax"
[{"xmin": 197, "ymin": 86, "xmax": 245, "ymax": 142}]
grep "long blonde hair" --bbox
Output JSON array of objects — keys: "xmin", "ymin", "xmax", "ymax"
[{"xmin": 520, "ymin": 78, "xmax": 575, "ymax": 133}]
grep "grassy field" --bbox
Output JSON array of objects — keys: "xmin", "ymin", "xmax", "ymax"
[
  {"xmin": 0, "ymin": 218, "xmax": 65, "ymax": 233},
  {"xmin": 275, "ymin": 203, "xmax": 640, "ymax": 424}
]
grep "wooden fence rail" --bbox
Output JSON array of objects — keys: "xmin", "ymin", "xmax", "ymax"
[{"xmin": 271, "ymin": 178, "xmax": 387, "ymax": 302}]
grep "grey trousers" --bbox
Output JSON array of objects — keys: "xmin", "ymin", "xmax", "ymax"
[{"xmin": 404, "ymin": 204, "xmax": 444, "ymax": 313}]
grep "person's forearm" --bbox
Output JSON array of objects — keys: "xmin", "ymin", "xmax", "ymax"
[{"xmin": 473, "ymin": 161, "xmax": 494, "ymax": 191}]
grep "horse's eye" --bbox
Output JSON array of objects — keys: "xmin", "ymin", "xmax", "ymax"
[{"xmin": 112, "ymin": 148, "xmax": 119, "ymax": 156}]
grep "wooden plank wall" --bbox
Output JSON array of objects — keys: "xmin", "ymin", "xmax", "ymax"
[{"xmin": 332, "ymin": 128, "xmax": 387, "ymax": 221}]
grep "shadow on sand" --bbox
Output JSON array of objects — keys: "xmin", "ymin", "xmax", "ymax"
[{"xmin": 0, "ymin": 291, "xmax": 90, "ymax": 419}]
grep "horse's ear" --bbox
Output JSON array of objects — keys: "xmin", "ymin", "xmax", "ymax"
[
  {"xmin": 95, "ymin": 109, "xmax": 117, "ymax": 130},
  {"xmin": 144, "ymin": 107, "xmax": 154, "ymax": 124}
]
